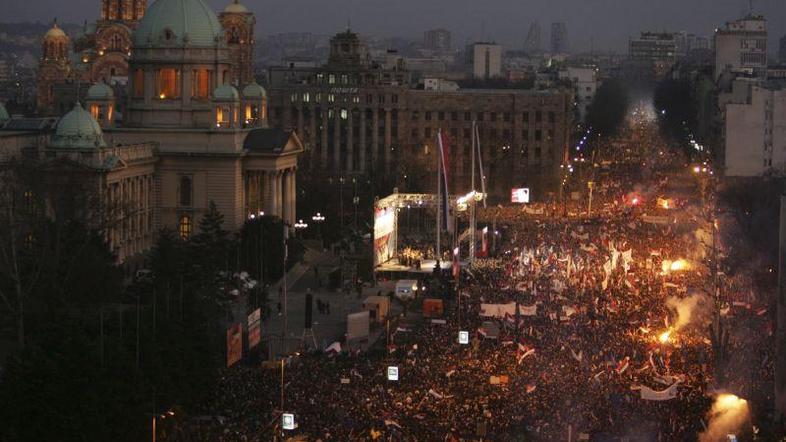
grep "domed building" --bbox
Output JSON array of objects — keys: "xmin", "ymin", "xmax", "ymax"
[
  {"xmin": 36, "ymin": 0, "xmax": 257, "ymax": 117},
  {"xmin": 12, "ymin": 0, "xmax": 300, "ymax": 264}
]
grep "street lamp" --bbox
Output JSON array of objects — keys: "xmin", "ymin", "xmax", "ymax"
[
  {"xmin": 312, "ymin": 212, "xmax": 326, "ymax": 245},
  {"xmin": 294, "ymin": 219, "xmax": 308, "ymax": 238},
  {"xmin": 152, "ymin": 410, "xmax": 175, "ymax": 442}
]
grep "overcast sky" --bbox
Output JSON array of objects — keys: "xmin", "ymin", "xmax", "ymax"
[{"xmin": 6, "ymin": 0, "xmax": 786, "ymax": 53}]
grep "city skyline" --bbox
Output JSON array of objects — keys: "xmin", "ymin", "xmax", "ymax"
[{"xmin": 4, "ymin": 0, "xmax": 786, "ymax": 53}]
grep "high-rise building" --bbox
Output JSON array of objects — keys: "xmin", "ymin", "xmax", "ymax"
[
  {"xmin": 725, "ymin": 83, "xmax": 786, "ymax": 176},
  {"xmin": 714, "ymin": 14, "xmax": 767, "ymax": 80},
  {"xmin": 550, "ymin": 22, "xmax": 568, "ymax": 54},
  {"xmin": 629, "ymin": 32, "xmax": 678, "ymax": 62},
  {"xmin": 467, "ymin": 42, "xmax": 502, "ymax": 79},
  {"xmin": 424, "ymin": 29, "xmax": 452, "ymax": 53},
  {"xmin": 524, "ymin": 21, "xmax": 541, "ymax": 54}
]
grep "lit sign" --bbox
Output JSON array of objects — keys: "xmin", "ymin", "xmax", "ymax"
[
  {"xmin": 387, "ymin": 366, "xmax": 399, "ymax": 381},
  {"xmin": 282, "ymin": 413, "xmax": 295, "ymax": 430},
  {"xmin": 511, "ymin": 188, "xmax": 530, "ymax": 203},
  {"xmin": 459, "ymin": 331, "xmax": 469, "ymax": 344}
]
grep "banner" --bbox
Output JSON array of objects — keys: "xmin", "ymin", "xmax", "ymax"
[
  {"xmin": 226, "ymin": 323, "xmax": 242, "ymax": 367},
  {"xmin": 480, "ymin": 302, "xmax": 536, "ymax": 318},
  {"xmin": 347, "ymin": 311, "xmax": 370, "ymax": 340},
  {"xmin": 373, "ymin": 208, "xmax": 396, "ymax": 266},
  {"xmin": 481, "ymin": 227, "xmax": 489, "ymax": 256},
  {"xmin": 248, "ymin": 308, "xmax": 261, "ymax": 349},
  {"xmin": 638, "ymin": 383, "xmax": 680, "ymax": 401}
]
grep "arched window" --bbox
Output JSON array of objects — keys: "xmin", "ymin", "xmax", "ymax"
[
  {"xmin": 111, "ymin": 34, "xmax": 122, "ymax": 51},
  {"xmin": 178, "ymin": 214, "xmax": 192, "ymax": 239},
  {"xmin": 178, "ymin": 176, "xmax": 192, "ymax": 207}
]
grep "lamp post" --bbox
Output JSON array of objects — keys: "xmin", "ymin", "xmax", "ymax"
[
  {"xmin": 151, "ymin": 410, "xmax": 174, "ymax": 442},
  {"xmin": 249, "ymin": 211, "xmax": 265, "ymax": 284},
  {"xmin": 294, "ymin": 219, "xmax": 308, "ymax": 238},
  {"xmin": 312, "ymin": 212, "xmax": 326, "ymax": 247}
]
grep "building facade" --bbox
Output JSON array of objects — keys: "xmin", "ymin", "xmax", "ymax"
[
  {"xmin": 423, "ymin": 29, "xmax": 452, "ymax": 53},
  {"xmin": 467, "ymin": 43, "xmax": 502, "ymax": 80},
  {"xmin": 714, "ymin": 15, "xmax": 767, "ymax": 80},
  {"xmin": 9, "ymin": 0, "xmax": 302, "ymax": 263},
  {"xmin": 36, "ymin": 0, "xmax": 256, "ymax": 115},
  {"xmin": 266, "ymin": 31, "xmax": 573, "ymax": 198},
  {"xmin": 724, "ymin": 84, "xmax": 786, "ymax": 177}
]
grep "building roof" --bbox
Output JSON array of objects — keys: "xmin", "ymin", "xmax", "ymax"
[
  {"xmin": 87, "ymin": 82, "xmax": 115, "ymax": 100},
  {"xmin": 243, "ymin": 128, "xmax": 297, "ymax": 153},
  {"xmin": 214, "ymin": 84, "xmax": 239, "ymax": 101},
  {"xmin": 45, "ymin": 22, "xmax": 67, "ymax": 40},
  {"xmin": 242, "ymin": 81, "xmax": 266, "ymax": 98},
  {"xmin": 224, "ymin": 0, "xmax": 249, "ymax": 13},
  {"xmin": 51, "ymin": 102, "xmax": 106, "ymax": 149},
  {"xmin": 133, "ymin": 0, "xmax": 223, "ymax": 48}
]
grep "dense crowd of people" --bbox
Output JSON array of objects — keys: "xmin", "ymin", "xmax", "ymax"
[{"xmin": 170, "ymin": 112, "xmax": 774, "ymax": 441}]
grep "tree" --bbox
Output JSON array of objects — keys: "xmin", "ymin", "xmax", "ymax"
[
  {"xmin": 586, "ymin": 79, "xmax": 630, "ymax": 137},
  {"xmin": 654, "ymin": 78, "xmax": 697, "ymax": 148}
]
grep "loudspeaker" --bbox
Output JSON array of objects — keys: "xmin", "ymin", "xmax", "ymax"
[{"xmin": 304, "ymin": 293, "xmax": 313, "ymax": 329}]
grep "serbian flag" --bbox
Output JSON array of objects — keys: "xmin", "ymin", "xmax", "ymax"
[
  {"xmin": 437, "ymin": 130, "xmax": 453, "ymax": 233},
  {"xmin": 480, "ymin": 226, "xmax": 489, "ymax": 257}
]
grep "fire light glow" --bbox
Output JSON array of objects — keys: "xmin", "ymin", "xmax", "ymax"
[{"xmin": 658, "ymin": 330, "xmax": 672, "ymax": 344}]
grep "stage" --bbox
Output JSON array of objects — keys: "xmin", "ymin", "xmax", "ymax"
[{"xmin": 375, "ymin": 258, "xmax": 469, "ymax": 277}]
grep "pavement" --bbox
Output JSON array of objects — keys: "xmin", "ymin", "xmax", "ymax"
[{"xmin": 261, "ymin": 246, "xmax": 401, "ymax": 356}]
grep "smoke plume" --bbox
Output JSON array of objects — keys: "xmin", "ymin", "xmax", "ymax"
[
  {"xmin": 666, "ymin": 292, "xmax": 712, "ymax": 330},
  {"xmin": 699, "ymin": 393, "xmax": 749, "ymax": 442}
]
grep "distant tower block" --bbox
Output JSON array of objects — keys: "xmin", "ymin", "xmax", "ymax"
[
  {"xmin": 551, "ymin": 22, "xmax": 568, "ymax": 54},
  {"xmin": 524, "ymin": 21, "xmax": 541, "ymax": 54}
]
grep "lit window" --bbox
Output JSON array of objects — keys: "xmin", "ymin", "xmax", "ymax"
[
  {"xmin": 192, "ymin": 69, "xmax": 210, "ymax": 99},
  {"xmin": 328, "ymin": 74, "xmax": 336, "ymax": 84},
  {"xmin": 178, "ymin": 214, "xmax": 192, "ymax": 239},
  {"xmin": 328, "ymin": 94, "xmax": 335, "ymax": 103},
  {"xmin": 216, "ymin": 106, "xmax": 230, "ymax": 128},
  {"xmin": 303, "ymin": 92, "xmax": 310, "ymax": 103},
  {"xmin": 157, "ymin": 68, "xmax": 179, "ymax": 99},
  {"xmin": 340, "ymin": 109, "xmax": 348, "ymax": 120},
  {"xmin": 90, "ymin": 104, "xmax": 100, "ymax": 120}
]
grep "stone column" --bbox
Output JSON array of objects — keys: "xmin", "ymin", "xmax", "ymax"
[
  {"xmin": 384, "ymin": 108, "xmax": 392, "ymax": 167},
  {"xmin": 371, "ymin": 108, "xmax": 379, "ymax": 166},
  {"xmin": 333, "ymin": 109, "xmax": 341, "ymax": 171},
  {"xmin": 321, "ymin": 109, "xmax": 329, "ymax": 167},
  {"xmin": 266, "ymin": 171, "xmax": 277, "ymax": 216},
  {"xmin": 282, "ymin": 169, "xmax": 290, "ymax": 226},
  {"xmin": 346, "ymin": 109, "xmax": 354, "ymax": 172},
  {"xmin": 289, "ymin": 168, "xmax": 297, "ymax": 225},
  {"xmin": 359, "ymin": 109, "xmax": 367, "ymax": 173},
  {"xmin": 275, "ymin": 171, "xmax": 284, "ymax": 218}
]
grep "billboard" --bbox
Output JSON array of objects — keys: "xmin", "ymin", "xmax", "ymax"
[
  {"xmin": 374, "ymin": 208, "xmax": 396, "ymax": 266},
  {"xmin": 347, "ymin": 310, "xmax": 370, "ymax": 340},
  {"xmin": 226, "ymin": 323, "xmax": 243, "ymax": 367},
  {"xmin": 248, "ymin": 308, "xmax": 261, "ymax": 349},
  {"xmin": 511, "ymin": 188, "xmax": 530, "ymax": 203}
]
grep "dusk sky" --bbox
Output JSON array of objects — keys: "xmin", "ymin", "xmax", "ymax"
[{"xmin": 5, "ymin": 0, "xmax": 786, "ymax": 53}]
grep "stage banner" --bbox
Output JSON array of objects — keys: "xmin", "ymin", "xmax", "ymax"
[
  {"xmin": 347, "ymin": 311, "xmax": 370, "ymax": 340},
  {"xmin": 226, "ymin": 323, "xmax": 243, "ymax": 367},
  {"xmin": 638, "ymin": 383, "xmax": 680, "ymax": 401},
  {"xmin": 374, "ymin": 208, "xmax": 395, "ymax": 267}
]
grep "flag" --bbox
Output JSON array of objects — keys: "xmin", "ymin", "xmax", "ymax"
[
  {"xmin": 452, "ymin": 247, "xmax": 460, "ymax": 281},
  {"xmin": 437, "ymin": 130, "xmax": 453, "ymax": 233},
  {"xmin": 324, "ymin": 341, "xmax": 342, "ymax": 354}
]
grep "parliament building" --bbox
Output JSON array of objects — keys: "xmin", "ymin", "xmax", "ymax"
[{"xmin": 3, "ymin": 0, "xmax": 301, "ymax": 263}]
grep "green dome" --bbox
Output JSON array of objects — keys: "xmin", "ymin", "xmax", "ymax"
[
  {"xmin": 214, "ymin": 84, "xmax": 239, "ymax": 101},
  {"xmin": 87, "ymin": 82, "xmax": 114, "ymax": 100},
  {"xmin": 52, "ymin": 102, "xmax": 106, "ymax": 149},
  {"xmin": 242, "ymin": 81, "xmax": 266, "ymax": 98},
  {"xmin": 224, "ymin": 0, "xmax": 249, "ymax": 13},
  {"xmin": 0, "ymin": 102, "xmax": 9, "ymax": 123},
  {"xmin": 133, "ymin": 0, "xmax": 223, "ymax": 48}
]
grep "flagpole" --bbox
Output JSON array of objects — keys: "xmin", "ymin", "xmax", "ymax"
[{"xmin": 436, "ymin": 130, "xmax": 441, "ymax": 260}]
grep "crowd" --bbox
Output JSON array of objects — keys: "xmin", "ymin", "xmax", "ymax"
[{"xmin": 170, "ymin": 112, "xmax": 774, "ymax": 441}]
